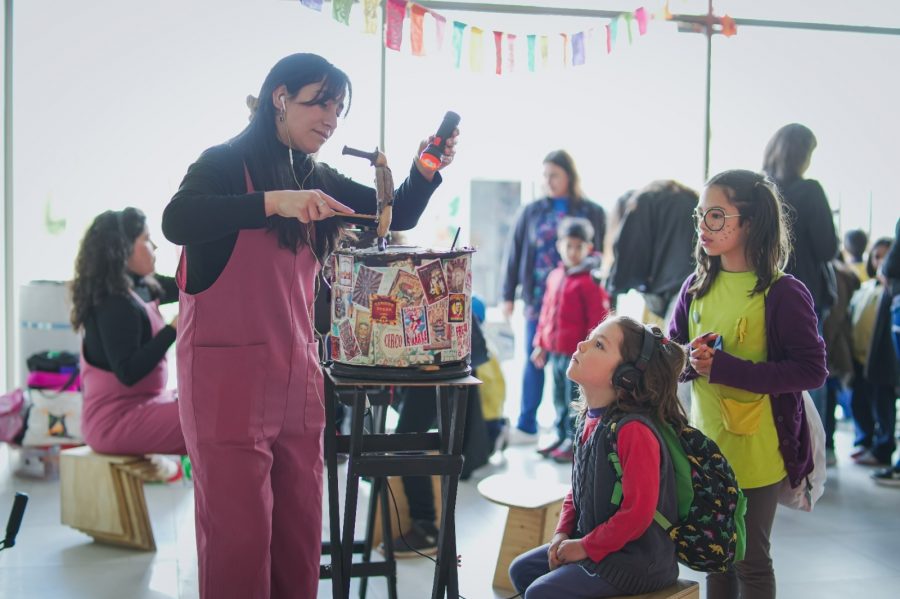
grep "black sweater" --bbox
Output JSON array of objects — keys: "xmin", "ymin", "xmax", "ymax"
[
  {"xmin": 163, "ymin": 143, "xmax": 441, "ymax": 294},
  {"xmin": 82, "ymin": 274, "xmax": 178, "ymax": 386}
]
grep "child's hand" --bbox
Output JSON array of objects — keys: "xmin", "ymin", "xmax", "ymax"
[
  {"xmin": 547, "ymin": 532, "xmax": 569, "ymax": 570},
  {"xmin": 556, "ymin": 539, "xmax": 588, "ymax": 565},
  {"xmin": 530, "ymin": 347, "xmax": 547, "ymax": 369},
  {"xmin": 689, "ymin": 344, "xmax": 715, "ymax": 376}
]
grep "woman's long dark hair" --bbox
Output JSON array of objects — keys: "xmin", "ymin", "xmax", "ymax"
[
  {"xmin": 762, "ymin": 123, "xmax": 817, "ymax": 186},
  {"xmin": 688, "ymin": 169, "xmax": 791, "ymax": 298},
  {"xmin": 70, "ymin": 207, "xmax": 160, "ymax": 329},
  {"xmin": 543, "ymin": 149, "xmax": 584, "ymax": 203},
  {"xmin": 231, "ymin": 53, "xmax": 352, "ymax": 258}
]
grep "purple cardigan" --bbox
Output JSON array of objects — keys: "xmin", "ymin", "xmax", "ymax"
[{"xmin": 668, "ymin": 273, "xmax": 828, "ymax": 488}]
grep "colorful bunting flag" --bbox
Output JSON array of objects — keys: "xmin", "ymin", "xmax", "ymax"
[
  {"xmin": 721, "ymin": 15, "xmax": 737, "ymax": 37},
  {"xmin": 470, "ymin": 27, "xmax": 484, "ymax": 72},
  {"xmin": 506, "ymin": 33, "xmax": 517, "ymax": 73},
  {"xmin": 433, "ymin": 11, "xmax": 447, "ymax": 50},
  {"xmin": 572, "ymin": 32, "xmax": 585, "ymax": 66},
  {"xmin": 539, "ymin": 35, "xmax": 548, "ymax": 68},
  {"xmin": 635, "ymin": 7, "xmax": 648, "ymax": 35},
  {"xmin": 386, "ymin": 0, "xmax": 406, "ymax": 51},
  {"xmin": 494, "ymin": 31, "xmax": 503, "ymax": 75},
  {"xmin": 527, "ymin": 34, "xmax": 536, "ymax": 72},
  {"xmin": 333, "ymin": 0, "xmax": 352, "ymax": 25},
  {"xmin": 300, "ymin": 0, "xmax": 323, "ymax": 11},
  {"xmin": 561, "ymin": 33, "xmax": 569, "ymax": 66},
  {"xmin": 610, "ymin": 17, "xmax": 619, "ymax": 46},
  {"xmin": 624, "ymin": 13, "xmax": 633, "ymax": 44},
  {"xmin": 605, "ymin": 24, "xmax": 611, "ymax": 54},
  {"xmin": 363, "ymin": 0, "xmax": 379, "ymax": 34},
  {"xmin": 452, "ymin": 21, "xmax": 465, "ymax": 68},
  {"xmin": 411, "ymin": 3, "xmax": 426, "ymax": 56}
]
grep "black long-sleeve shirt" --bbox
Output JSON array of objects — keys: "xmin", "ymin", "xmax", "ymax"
[
  {"xmin": 163, "ymin": 143, "xmax": 441, "ymax": 294},
  {"xmin": 82, "ymin": 274, "xmax": 178, "ymax": 386}
]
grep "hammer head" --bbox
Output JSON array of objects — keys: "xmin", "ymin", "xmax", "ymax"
[{"xmin": 342, "ymin": 145, "xmax": 381, "ymax": 166}]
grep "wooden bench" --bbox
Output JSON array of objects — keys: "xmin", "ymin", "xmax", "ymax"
[
  {"xmin": 476, "ymin": 473, "xmax": 569, "ymax": 591},
  {"xmin": 60, "ymin": 446, "xmax": 157, "ymax": 551},
  {"xmin": 612, "ymin": 580, "xmax": 699, "ymax": 599}
]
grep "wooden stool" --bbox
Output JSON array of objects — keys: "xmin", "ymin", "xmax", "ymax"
[
  {"xmin": 370, "ymin": 475, "xmax": 442, "ymax": 549},
  {"xmin": 60, "ymin": 446, "xmax": 156, "ymax": 551},
  {"xmin": 477, "ymin": 474, "xmax": 569, "ymax": 591},
  {"xmin": 612, "ymin": 579, "xmax": 699, "ymax": 599}
]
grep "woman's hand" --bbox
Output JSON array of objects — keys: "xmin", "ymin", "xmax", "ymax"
[
  {"xmin": 547, "ymin": 532, "xmax": 569, "ymax": 570},
  {"xmin": 414, "ymin": 127, "xmax": 460, "ymax": 181},
  {"xmin": 531, "ymin": 346, "xmax": 547, "ymax": 369},
  {"xmin": 556, "ymin": 539, "xmax": 588, "ymax": 565},
  {"xmin": 264, "ymin": 190, "xmax": 355, "ymax": 223}
]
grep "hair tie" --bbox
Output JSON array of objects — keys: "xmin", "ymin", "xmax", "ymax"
[{"xmin": 246, "ymin": 94, "xmax": 259, "ymax": 120}]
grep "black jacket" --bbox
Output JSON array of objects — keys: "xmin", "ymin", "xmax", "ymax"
[
  {"xmin": 866, "ymin": 218, "xmax": 900, "ymax": 385},
  {"xmin": 778, "ymin": 178, "xmax": 838, "ymax": 312}
]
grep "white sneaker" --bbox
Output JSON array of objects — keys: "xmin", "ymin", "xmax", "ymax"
[{"xmin": 506, "ymin": 427, "xmax": 539, "ymax": 445}]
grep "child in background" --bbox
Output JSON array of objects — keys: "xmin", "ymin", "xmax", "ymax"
[
  {"xmin": 531, "ymin": 217, "xmax": 610, "ymax": 462},
  {"xmin": 509, "ymin": 315, "xmax": 684, "ymax": 598},
  {"xmin": 848, "ymin": 237, "xmax": 895, "ymax": 466},
  {"xmin": 844, "ymin": 229, "xmax": 870, "ymax": 283},
  {"xmin": 471, "ymin": 295, "xmax": 509, "ymax": 456},
  {"xmin": 669, "ymin": 169, "xmax": 827, "ymax": 599}
]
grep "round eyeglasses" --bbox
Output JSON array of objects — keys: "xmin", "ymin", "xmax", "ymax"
[{"xmin": 692, "ymin": 207, "xmax": 742, "ymax": 232}]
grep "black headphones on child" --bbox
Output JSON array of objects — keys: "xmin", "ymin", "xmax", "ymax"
[{"xmin": 611, "ymin": 326, "xmax": 659, "ymax": 393}]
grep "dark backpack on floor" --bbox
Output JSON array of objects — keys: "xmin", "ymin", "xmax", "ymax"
[{"xmin": 608, "ymin": 416, "xmax": 747, "ymax": 573}]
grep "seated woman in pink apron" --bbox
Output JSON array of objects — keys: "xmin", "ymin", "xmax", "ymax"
[
  {"xmin": 70, "ymin": 207, "xmax": 186, "ymax": 459},
  {"xmin": 162, "ymin": 53, "xmax": 458, "ymax": 599}
]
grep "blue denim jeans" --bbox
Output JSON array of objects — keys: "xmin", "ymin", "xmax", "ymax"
[
  {"xmin": 508, "ymin": 543, "xmax": 625, "ymax": 599},
  {"xmin": 516, "ymin": 317, "xmax": 546, "ymax": 434}
]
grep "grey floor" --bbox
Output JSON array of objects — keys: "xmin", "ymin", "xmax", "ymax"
[{"xmin": 1, "ymin": 420, "xmax": 899, "ymax": 599}]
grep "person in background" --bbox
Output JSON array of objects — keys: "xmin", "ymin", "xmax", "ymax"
[
  {"xmin": 502, "ymin": 150, "xmax": 605, "ymax": 444},
  {"xmin": 70, "ymin": 207, "xmax": 185, "ymax": 480},
  {"xmin": 870, "ymin": 220, "xmax": 900, "ymax": 486},
  {"xmin": 531, "ymin": 217, "xmax": 610, "ymax": 462},
  {"xmin": 848, "ymin": 237, "xmax": 895, "ymax": 467},
  {"xmin": 762, "ymin": 124, "xmax": 837, "ymax": 425},
  {"xmin": 607, "ymin": 180, "xmax": 698, "ymax": 327},
  {"xmin": 670, "ymin": 169, "xmax": 827, "ymax": 599},
  {"xmin": 843, "ymin": 229, "xmax": 870, "ymax": 283},
  {"xmin": 509, "ymin": 316, "xmax": 683, "ymax": 598},
  {"xmin": 161, "ymin": 53, "xmax": 457, "ymax": 598}
]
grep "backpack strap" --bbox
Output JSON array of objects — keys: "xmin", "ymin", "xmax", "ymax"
[{"xmin": 607, "ymin": 415, "xmax": 675, "ymax": 532}]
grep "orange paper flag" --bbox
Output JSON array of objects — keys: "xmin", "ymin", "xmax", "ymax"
[
  {"xmin": 721, "ymin": 15, "xmax": 737, "ymax": 37},
  {"xmin": 411, "ymin": 4, "xmax": 426, "ymax": 56}
]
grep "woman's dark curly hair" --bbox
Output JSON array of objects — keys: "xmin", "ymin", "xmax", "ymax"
[{"xmin": 70, "ymin": 207, "xmax": 160, "ymax": 329}]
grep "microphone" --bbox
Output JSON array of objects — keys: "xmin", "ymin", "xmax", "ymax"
[
  {"xmin": 418, "ymin": 111, "xmax": 460, "ymax": 171},
  {"xmin": 1, "ymin": 492, "xmax": 28, "ymax": 550}
]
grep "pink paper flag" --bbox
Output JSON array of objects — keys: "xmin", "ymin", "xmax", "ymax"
[
  {"xmin": 411, "ymin": 4, "xmax": 426, "ymax": 56},
  {"xmin": 469, "ymin": 27, "xmax": 484, "ymax": 72},
  {"xmin": 572, "ymin": 31, "xmax": 585, "ymax": 66},
  {"xmin": 432, "ymin": 11, "xmax": 447, "ymax": 50},
  {"xmin": 506, "ymin": 33, "xmax": 517, "ymax": 73},
  {"xmin": 386, "ymin": 0, "xmax": 407, "ymax": 51},
  {"xmin": 605, "ymin": 24, "xmax": 611, "ymax": 54},
  {"xmin": 452, "ymin": 21, "xmax": 465, "ymax": 68},
  {"xmin": 493, "ymin": 31, "xmax": 503, "ymax": 75},
  {"xmin": 635, "ymin": 7, "xmax": 648, "ymax": 35}
]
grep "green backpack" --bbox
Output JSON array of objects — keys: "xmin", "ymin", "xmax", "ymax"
[{"xmin": 608, "ymin": 417, "xmax": 747, "ymax": 573}]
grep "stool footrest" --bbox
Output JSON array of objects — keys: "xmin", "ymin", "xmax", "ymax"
[
  {"xmin": 335, "ymin": 432, "xmax": 441, "ymax": 454},
  {"xmin": 351, "ymin": 455, "xmax": 462, "ymax": 477}
]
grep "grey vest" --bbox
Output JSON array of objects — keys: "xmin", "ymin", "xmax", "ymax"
[{"xmin": 572, "ymin": 414, "xmax": 679, "ymax": 595}]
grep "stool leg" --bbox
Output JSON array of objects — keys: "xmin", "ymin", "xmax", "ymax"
[{"xmin": 340, "ymin": 388, "xmax": 366, "ymax": 599}]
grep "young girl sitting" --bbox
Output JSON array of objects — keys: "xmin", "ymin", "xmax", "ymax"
[
  {"xmin": 508, "ymin": 315, "xmax": 686, "ymax": 598},
  {"xmin": 669, "ymin": 169, "xmax": 827, "ymax": 599}
]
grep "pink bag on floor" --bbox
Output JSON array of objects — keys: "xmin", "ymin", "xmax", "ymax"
[
  {"xmin": 26, "ymin": 371, "xmax": 81, "ymax": 392},
  {"xmin": 0, "ymin": 388, "xmax": 26, "ymax": 443}
]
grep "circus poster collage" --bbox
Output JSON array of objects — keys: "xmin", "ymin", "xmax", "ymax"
[{"xmin": 328, "ymin": 251, "xmax": 473, "ymax": 367}]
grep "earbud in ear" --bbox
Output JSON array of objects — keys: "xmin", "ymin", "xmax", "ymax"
[{"xmin": 280, "ymin": 96, "xmax": 286, "ymax": 111}]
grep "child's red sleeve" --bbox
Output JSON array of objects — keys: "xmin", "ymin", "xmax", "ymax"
[
  {"xmin": 555, "ymin": 489, "xmax": 576, "ymax": 536},
  {"xmin": 580, "ymin": 421, "xmax": 661, "ymax": 563}
]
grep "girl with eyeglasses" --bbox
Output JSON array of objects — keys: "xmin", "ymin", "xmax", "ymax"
[{"xmin": 669, "ymin": 170, "xmax": 827, "ymax": 599}]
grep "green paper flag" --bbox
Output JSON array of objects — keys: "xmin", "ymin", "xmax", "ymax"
[
  {"xmin": 332, "ymin": 0, "xmax": 351, "ymax": 25},
  {"xmin": 453, "ymin": 21, "xmax": 466, "ymax": 68},
  {"xmin": 624, "ymin": 12, "xmax": 633, "ymax": 44},
  {"xmin": 527, "ymin": 34, "xmax": 536, "ymax": 72}
]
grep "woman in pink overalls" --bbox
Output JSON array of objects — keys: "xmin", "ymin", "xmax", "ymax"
[
  {"xmin": 71, "ymin": 208, "xmax": 186, "ymax": 457},
  {"xmin": 161, "ymin": 53, "xmax": 458, "ymax": 598}
]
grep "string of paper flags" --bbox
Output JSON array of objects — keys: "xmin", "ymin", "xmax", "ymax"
[{"xmin": 298, "ymin": 1, "xmax": 733, "ymax": 74}]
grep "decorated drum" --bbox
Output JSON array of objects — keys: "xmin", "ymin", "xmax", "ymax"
[{"xmin": 326, "ymin": 245, "xmax": 475, "ymax": 380}]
